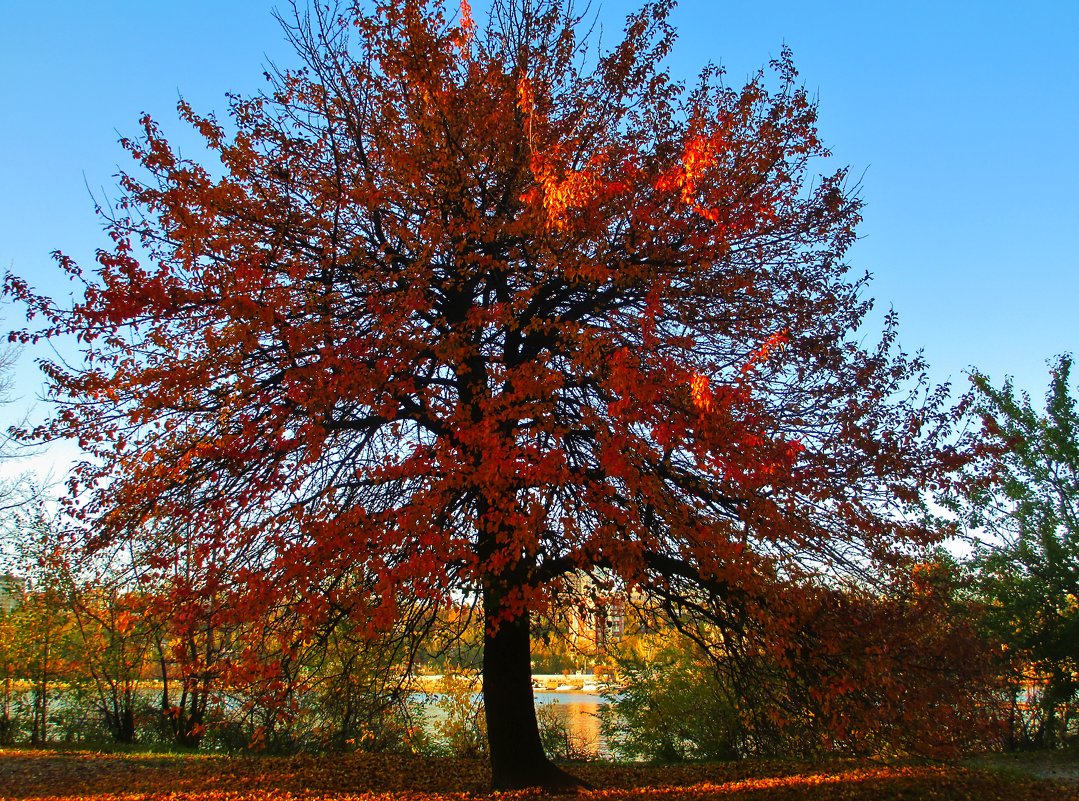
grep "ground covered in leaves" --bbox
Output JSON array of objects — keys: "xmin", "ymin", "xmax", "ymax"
[{"xmin": 1, "ymin": 749, "xmax": 1076, "ymax": 801}]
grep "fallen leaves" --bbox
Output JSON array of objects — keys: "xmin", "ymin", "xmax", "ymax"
[{"xmin": 1, "ymin": 750, "xmax": 1076, "ymax": 801}]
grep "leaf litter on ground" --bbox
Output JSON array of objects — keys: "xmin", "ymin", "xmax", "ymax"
[{"xmin": 1, "ymin": 749, "xmax": 1076, "ymax": 801}]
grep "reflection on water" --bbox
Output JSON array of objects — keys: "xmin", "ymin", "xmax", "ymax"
[
  {"xmin": 418, "ymin": 690, "xmax": 609, "ymax": 758},
  {"xmin": 534, "ymin": 692, "xmax": 606, "ymax": 758},
  {"xmin": 11, "ymin": 683, "xmax": 613, "ymax": 757}
]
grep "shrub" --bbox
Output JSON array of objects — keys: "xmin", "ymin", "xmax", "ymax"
[{"xmin": 600, "ymin": 641, "xmax": 741, "ymax": 762}]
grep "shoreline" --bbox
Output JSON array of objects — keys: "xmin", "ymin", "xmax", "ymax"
[{"xmin": 413, "ymin": 673, "xmax": 609, "ymax": 694}]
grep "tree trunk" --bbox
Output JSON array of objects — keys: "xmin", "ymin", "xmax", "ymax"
[
  {"xmin": 32, "ymin": 629, "xmax": 50, "ymax": 745},
  {"xmin": 117, "ymin": 685, "xmax": 137, "ymax": 744},
  {"xmin": 482, "ymin": 582, "xmax": 587, "ymax": 791}
]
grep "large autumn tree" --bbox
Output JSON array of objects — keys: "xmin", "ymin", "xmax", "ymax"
[{"xmin": 8, "ymin": 0, "xmax": 967, "ymax": 788}]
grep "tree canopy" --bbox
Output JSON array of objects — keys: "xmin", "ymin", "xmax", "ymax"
[
  {"xmin": 7, "ymin": 0, "xmax": 969, "ymax": 787},
  {"xmin": 961, "ymin": 355, "xmax": 1079, "ymax": 747}
]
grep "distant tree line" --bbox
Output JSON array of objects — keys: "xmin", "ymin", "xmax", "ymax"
[{"xmin": 0, "ymin": 512, "xmax": 1011, "ymax": 759}]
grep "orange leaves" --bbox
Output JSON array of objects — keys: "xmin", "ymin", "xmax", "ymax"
[
  {"xmin": 649, "ymin": 102, "xmax": 787, "ymax": 238},
  {"xmin": 521, "ymin": 148, "xmax": 630, "ymax": 232},
  {"xmin": 741, "ymin": 331, "xmax": 788, "ymax": 375},
  {"xmin": 524, "ymin": 154, "xmax": 599, "ymax": 229},
  {"xmin": 654, "ymin": 129, "xmax": 727, "ymax": 213},
  {"xmin": 759, "ymin": 561, "xmax": 1003, "ymax": 759},
  {"xmin": 689, "ymin": 373, "xmax": 712, "ymax": 413},
  {"xmin": 454, "ymin": 0, "xmax": 476, "ymax": 48},
  {"xmin": 516, "ymin": 74, "xmax": 535, "ymax": 116},
  {"xmin": 2, "ymin": 749, "xmax": 1077, "ymax": 801}
]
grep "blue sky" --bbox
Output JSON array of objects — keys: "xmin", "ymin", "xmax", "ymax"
[{"xmin": 1, "ymin": 1, "xmax": 1076, "ymax": 478}]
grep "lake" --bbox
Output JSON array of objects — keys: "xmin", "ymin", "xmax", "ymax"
[
  {"xmin": 419, "ymin": 689, "xmax": 610, "ymax": 758},
  {"xmin": 534, "ymin": 691, "xmax": 607, "ymax": 757}
]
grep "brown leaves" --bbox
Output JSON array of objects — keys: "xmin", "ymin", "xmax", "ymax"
[{"xmin": 1, "ymin": 750, "xmax": 1076, "ymax": 801}]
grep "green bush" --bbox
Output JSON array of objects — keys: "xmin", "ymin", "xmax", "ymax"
[{"xmin": 600, "ymin": 641, "xmax": 741, "ymax": 762}]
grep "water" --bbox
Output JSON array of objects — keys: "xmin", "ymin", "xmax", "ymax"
[
  {"xmin": 9, "ymin": 683, "xmax": 614, "ymax": 757},
  {"xmin": 418, "ymin": 689, "xmax": 609, "ymax": 758},
  {"xmin": 533, "ymin": 692, "xmax": 607, "ymax": 758}
]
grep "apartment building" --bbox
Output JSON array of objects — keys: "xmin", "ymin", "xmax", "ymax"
[{"xmin": 0, "ymin": 573, "xmax": 24, "ymax": 614}]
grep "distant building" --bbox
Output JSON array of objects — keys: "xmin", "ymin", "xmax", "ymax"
[
  {"xmin": 0, "ymin": 573, "xmax": 25, "ymax": 614},
  {"xmin": 564, "ymin": 571, "xmax": 636, "ymax": 654}
]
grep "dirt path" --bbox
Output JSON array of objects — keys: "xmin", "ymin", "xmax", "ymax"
[{"xmin": 968, "ymin": 752, "xmax": 1079, "ymax": 785}]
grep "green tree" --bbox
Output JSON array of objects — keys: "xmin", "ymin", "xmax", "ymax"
[
  {"xmin": 8, "ymin": 515, "xmax": 79, "ymax": 744},
  {"xmin": 67, "ymin": 584, "xmax": 156, "ymax": 745},
  {"xmin": 963, "ymin": 355, "xmax": 1079, "ymax": 748},
  {"xmin": 601, "ymin": 633, "xmax": 741, "ymax": 762},
  {"xmin": 0, "ymin": 610, "xmax": 20, "ymax": 744}
]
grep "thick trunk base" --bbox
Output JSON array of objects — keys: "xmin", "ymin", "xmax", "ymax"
[
  {"xmin": 491, "ymin": 757, "xmax": 590, "ymax": 793},
  {"xmin": 482, "ymin": 587, "xmax": 589, "ymax": 792}
]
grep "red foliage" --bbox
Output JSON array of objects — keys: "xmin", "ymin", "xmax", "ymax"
[{"xmin": 5, "ymin": 0, "xmax": 980, "ymax": 785}]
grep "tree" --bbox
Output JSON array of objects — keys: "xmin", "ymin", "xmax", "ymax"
[
  {"xmin": 601, "ymin": 632, "xmax": 741, "ymax": 763},
  {"xmin": 7, "ymin": 0, "xmax": 965, "ymax": 787},
  {"xmin": 68, "ymin": 582, "xmax": 156, "ymax": 745},
  {"xmin": 604, "ymin": 559, "xmax": 997, "ymax": 763},
  {"xmin": 5, "ymin": 511, "xmax": 78, "ymax": 745},
  {"xmin": 0, "ymin": 339, "xmax": 37, "ymax": 515},
  {"xmin": 961, "ymin": 355, "xmax": 1079, "ymax": 748}
]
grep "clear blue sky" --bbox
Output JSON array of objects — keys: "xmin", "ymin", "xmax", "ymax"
[{"xmin": 1, "ymin": 1, "xmax": 1076, "ymax": 477}]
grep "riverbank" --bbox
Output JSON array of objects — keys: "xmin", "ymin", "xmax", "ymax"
[
  {"xmin": 1, "ymin": 748, "xmax": 1076, "ymax": 800},
  {"xmin": 1, "ymin": 675, "xmax": 612, "ymax": 697},
  {"xmin": 415, "ymin": 673, "xmax": 609, "ymax": 693}
]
